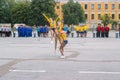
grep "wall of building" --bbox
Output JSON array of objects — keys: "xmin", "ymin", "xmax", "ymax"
[{"xmin": 55, "ymin": 0, "xmax": 120, "ymax": 29}]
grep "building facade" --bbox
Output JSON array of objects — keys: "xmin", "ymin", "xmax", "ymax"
[{"xmin": 55, "ymin": 0, "xmax": 120, "ymax": 28}]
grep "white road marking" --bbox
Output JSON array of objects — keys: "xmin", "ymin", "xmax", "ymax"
[
  {"xmin": 78, "ymin": 71, "xmax": 120, "ymax": 74},
  {"xmin": 9, "ymin": 70, "xmax": 46, "ymax": 73}
]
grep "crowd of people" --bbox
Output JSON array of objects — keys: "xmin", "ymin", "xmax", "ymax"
[
  {"xmin": 36, "ymin": 25, "xmax": 49, "ymax": 37},
  {"xmin": 96, "ymin": 23, "xmax": 110, "ymax": 38},
  {"xmin": 75, "ymin": 24, "xmax": 89, "ymax": 38},
  {"xmin": 17, "ymin": 25, "xmax": 32, "ymax": 37},
  {"xmin": 0, "ymin": 26, "xmax": 12, "ymax": 37},
  {"xmin": 1, "ymin": 23, "xmax": 120, "ymax": 38}
]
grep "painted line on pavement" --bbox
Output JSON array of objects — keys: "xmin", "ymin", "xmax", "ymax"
[
  {"xmin": 78, "ymin": 71, "xmax": 120, "ymax": 74},
  {"xmin": 9, "ymin": 70, "xmax": 46, "ymax": 73}
]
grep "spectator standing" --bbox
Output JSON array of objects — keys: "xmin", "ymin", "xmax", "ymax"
[
  {"xmin": 6, "ymin": 26, "xmax": 9, "ymax": 37},
  {"xmin": 37, "ymin": 26, "xmax": 41, "ymax": 37},
  {"xmin": 104, "ymin": 25, "xmax": 110, "ymax": 38},
  {"xmin": 44, "ymin": 25, "xmax": 49, "ymax": 37},
  {"xmin": 79, "ymin": 26, "xmax": 84, "ymax": 37},
  {"xmin": 83, "ymin": 24, "xmax": 89, "ymax": 37},
  {"xmin": 70, "ymin": 24, "xmax": 75, "ymax": 38},
  {"xmin": 2, "ymin": 26, "xmax": 6, "ymax": 37},
  {"xmin": 101, "ymin": 25, "xmax": 105, "ymax": 38},
  {"xmin": 96, "ymin": 24, "xmax": 101, "ymax": 37},
  {"xmin": 0, "ymin": 26, "xmax": 2, "ymax": 37},
  {"xmin": 64, "ymin": 24, "xmax": 70, "ymax": 37},
  {"xmin": 119, "ymin": 27, "xmax": 120, "ymax": 37},
  {"xmin": 75, "ymin": 25, "xmax": 80, "ymax": 37}
]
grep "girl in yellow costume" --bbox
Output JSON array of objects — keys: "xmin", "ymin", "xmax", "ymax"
[
  {"xmin": 55, "ymin": 20, "xmax": 64, "ymax": 52},
  {"xmin": 75, "ymin": 25, "xmax": 80, "ymax": 37},
  {"xmin": 79, "ymin": 26, "xmax": 84, "ymax": 37},
  {"xmin": 43, "ymin": 14, "xmax": 58, "ymax": 43},
  {"xmin": 59, "ymin": 27, "xmax": 68, "ymax": 58}
]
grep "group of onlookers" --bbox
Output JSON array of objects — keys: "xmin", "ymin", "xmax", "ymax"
[
  {"xmin": 17, "ymin": 25, "xmax": 32, "ymax": 37},
  {"xmin": 36, "ymin": 25, "xmax": 49, "ymax": 37},
  {"xmin": 36, "ymin": 25, "xmax": 72, "ymax": 38},
  {"xmin": 0, "ymin": 26, "xmax": 12, "ymax": 37},
  {"xmin": 96, "ymin": 24, "xmax": 110, "ymax": 38},
  {"xmin": 0, "ymin": 24, "xmax": 120, "ymax": 38},
  {"xmin": 75, "ymin": 24, "xmax": 89, "ymax": 38}
]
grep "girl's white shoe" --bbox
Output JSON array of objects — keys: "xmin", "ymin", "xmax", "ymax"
[{"xmin": 60, "ymin": 55, "xmax": 65, "ymax": 59}]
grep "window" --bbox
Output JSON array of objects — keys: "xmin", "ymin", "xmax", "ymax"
[
  {"xmin": 112, "ymin": 4, "xmax": 115, "ymax": 9},
  {"xmin": 98, "ymin": 14, "xmax": 101, "ymax": 19},
  {"xmin": 105, "ymin": 4, "xmax": 108, "ymax": 9},
  {"xmin": 91, "ymin": 14, "xmax": 94, "ymax": 19},
  {"xmin": 98, "ymin": 4, "xmax": 101, "ymax": 9},
  {"xmin": 112, "ymin": 14, "xmax": 115, "ymax": 19},
  {"xmin": 119, "ymin": 4, "xmax": 120, "ymax": 9},
  {"xmin": 85, "ymin": 14, "xmax": 88, "ymax": 19},
  {"xmin": 119, "ymin": 14, "xmax": 120, "ymax": 19},
  {"xmin": 91, "ymin": 4, "xmax": 94, "ymax": 9},
  {"xmin": 85, "ymin": 4, "xmax": 88, "ymax": 9}
]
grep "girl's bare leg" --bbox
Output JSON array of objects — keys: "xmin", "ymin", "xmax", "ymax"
[
  {"xmin": 50, "ymin": 30, "xmax": 54, "ymax": 41},
  {"xmin": 55, "ymin": 37, "xmax": 58, "ymax": 51},
  {"xmin": 60, "ymin": 42, "xmax": 66, "ymax": 56}
]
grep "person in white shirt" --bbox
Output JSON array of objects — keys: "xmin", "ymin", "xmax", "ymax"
[{"xmin": 0, "ymin": 26, "xmax": 2, "ymax": 37}]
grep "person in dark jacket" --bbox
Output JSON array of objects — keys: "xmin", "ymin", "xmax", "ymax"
[
  {"xmin": 101, "ymin": 25, "xmax": 105, "ymax": 38},
  {"xmin": 118, "ymin": 27, "xmax": 120, "ymax": 38},
  {"xmin": 96, "ymin": 24, "xmax": 101, "ymax": 37},
  {"xmin": 104, "ymin": 25, "xmax": 110, "ymax": 38}
]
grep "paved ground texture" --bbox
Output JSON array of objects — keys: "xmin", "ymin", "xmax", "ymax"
[{"xmin": 0, "ymin": 32, "xmax": 120, "ymax": 80}]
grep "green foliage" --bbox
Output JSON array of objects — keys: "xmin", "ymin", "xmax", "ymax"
[
  {"xmin": 0, "ymin": 0, "xmax": 16, "ymax": 23},
  {"xmin": 11, "ymin": 3, "xmax": 30, "ymax": 24},
  {"xmin": 0, "ymin": 0, "xmax": 9, "ymax": 23},
  {"xmin": 30, "ymin": 0, "xmax": 57, "ymax": 26},
  {"xmin": 0, "ymin": 0, "xmax": 57, "ymax": 26},
  {"xmin": 62, "ymin": 0, "xmax": 86, "ymax": 25},
  {"xmin": 100, "ymin": 14, "xmax": 111, "ymax": 26},
  {"xmin": 110, "ymin": 20, "xmax": 118, "ymax": 30}
]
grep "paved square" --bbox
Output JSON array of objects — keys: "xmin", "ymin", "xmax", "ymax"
[{"xmin": 0, "ymin": 32, "xmax": 120, "ymax": 80}]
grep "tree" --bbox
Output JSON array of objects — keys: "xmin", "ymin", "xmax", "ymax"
[
  {"xmin": 29, "ymin": 0, "xmax": 57, "ymax": 26},
  {"xmin": 110, "ymin": 20, "xmax": 118, "ymax": 30},
  {"xmin": 100, "ymin": 14, "xmax": 111, "ymax": 26},
  {"xmin": 0, "ymin": 0, "xmax": 9, "ymax": 23},
  {"xmin": 11, "ymin": 2, "xmax": 31, "ymax": 25},
  {"xmin": 0, "ymin": 0, "xmax": 16, "ymax": 23},
  {"xmin": 62, "ymin": 0, "xmax": 86, "ymax": 25}
]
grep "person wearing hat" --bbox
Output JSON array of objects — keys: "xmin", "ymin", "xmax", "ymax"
[
  {"xmin": 101, "ymin": 24, "xmax": 105, "ymax": 38},
  {"xmin": 96, "ymin": 23, "xmax": 101, "ymax": 37}
]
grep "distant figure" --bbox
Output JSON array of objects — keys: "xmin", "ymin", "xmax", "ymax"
[
  {"xmin": 118, "ymin": 27, "xmax": 120, "ymax": 37},
  {"xmin": 101, "ymin": 25, "xmax": 105, "ymax": 38},
  {"xmin": 75, "ymin": 25, "xmax": 80, "ymax": 37},
  {"xmin": 104, "ymin": 25, "xmax": 110, "ymax": 38},
  {"xmin": 64, "ymin": 24, "xmax": 70, "ymax": 37},
  {"xmin": 96, "ymin": 24, "xmax": 101, "ymax": 37},
  {"xmin": 83, "ymin": 25, "xmax": 88, "ymax": 37},
  {"xmin": 79, "ymin": 26, "xmax": 84, "ymax": 37},
  {"xmin": 70, "ymin": 24, "xmax": 75, "ymax": 38},
  {"xmin": 37, "ymin": 26, "xmax": 41, "ymax": 37},
  {"xmin": 0, "ymin": 26, "xmax": 2, "ymax": 37}
]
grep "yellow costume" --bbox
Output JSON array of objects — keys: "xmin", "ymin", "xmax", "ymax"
[
  {"xmin": 79, "ymin": 27, "xmax": 84, "ymax": 32},
  {"xmin": 60, "ymin": 31, "xmax": 67, "ymax": 40},
  {"xmin": 42, "ymin": 14, "xmax": 58, "ymax": 28},
  {"xmin": 83, "ymin": 25, "xmax": 89, "ymax": 31},
  {"xmin": 75, "ymin": 26, "xmax": 80, "ymax": 31}
]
